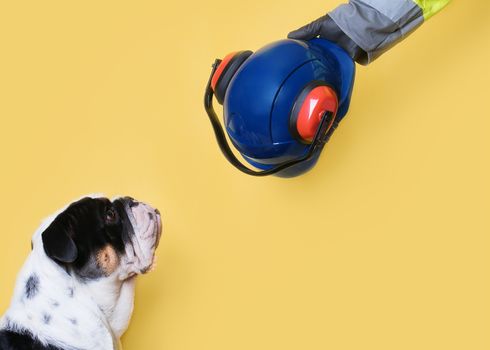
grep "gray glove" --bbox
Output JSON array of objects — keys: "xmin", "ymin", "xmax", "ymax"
[{"xmin": 287, "ymin": 14, "xmax": 366, "ymax": 63}]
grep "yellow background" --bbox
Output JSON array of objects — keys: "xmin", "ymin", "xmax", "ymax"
[{"xmin": 0, "ymin": 1, "xmax": 489, "ymax": 349}]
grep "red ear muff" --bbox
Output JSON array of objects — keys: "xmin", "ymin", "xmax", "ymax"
[
  {"xmin": 289, "ymin": 82, "xmax": 339, "ymax": 143},
  {"xmin": 211, "ymin": 52, "xmax": 237, "ymax": 92},
  {"xmin": 211, "ymin": 50, "xmax": 253, "ymax": 104}
]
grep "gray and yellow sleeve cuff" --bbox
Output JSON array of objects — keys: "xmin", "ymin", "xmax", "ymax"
[{"xmin": 328, "ymin": 0, "xmax": 426, "ymax": 65}]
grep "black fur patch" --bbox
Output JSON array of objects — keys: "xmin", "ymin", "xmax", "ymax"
[
  {"xmin": 25, "ymin": 274, "xmax": 40, "ymax": 299},
  {"xmin": 41, "ymin": 197, "xmax": 134, "ymax": 281},
  {"xmin": 0, "ymin": 329, "xmax": 63, "ymax": 350}
]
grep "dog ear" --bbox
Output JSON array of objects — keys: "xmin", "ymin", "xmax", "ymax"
[{"xmin": 42, "ymin": 214, "xmax": 78, "ymax": 264}]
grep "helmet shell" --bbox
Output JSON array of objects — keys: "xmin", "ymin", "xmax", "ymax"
[{"xmin": 224, "ymin": 38, "xmax": 355, "ymax": 177}]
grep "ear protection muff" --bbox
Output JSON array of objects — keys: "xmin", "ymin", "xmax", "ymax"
[
  {"xmin": 289, "ymin": 81, "xmax": 339, "ymax": 144},
  {"xmin": 211, "ymin": 50, "xmax": 253, "ymax": 104}
]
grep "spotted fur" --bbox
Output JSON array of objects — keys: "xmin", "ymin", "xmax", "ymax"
[
  {"xmin": 25, "ymin": 275, "xmax": 40, "ymax": 300},
  {"xmin": 0, "ymin": 195, "xmax": 162, "ymax": 350}
]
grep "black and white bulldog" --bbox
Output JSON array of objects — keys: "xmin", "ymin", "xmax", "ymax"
[{"xmin": 0, "ymin": 195, "xmax": 162, "ymax": 350}]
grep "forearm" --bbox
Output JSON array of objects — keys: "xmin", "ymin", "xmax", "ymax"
[{"xmin": 291, "ymin": 0, "xmax": 452, "ymax": 65}]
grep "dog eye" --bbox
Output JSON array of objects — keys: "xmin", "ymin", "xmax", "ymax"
[{"xmin": 105, "ymin": 208, "xmax": 117, "ymax": 224}]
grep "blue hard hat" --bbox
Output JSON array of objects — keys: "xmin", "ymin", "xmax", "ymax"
[{"xmin": 204, "ymin": 38, "xmax": 355, "ymax": 177}]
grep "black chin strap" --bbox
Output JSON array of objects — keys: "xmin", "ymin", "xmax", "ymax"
[{"xmin": 204, "ymin": 59, "xmax": 334, "ymax": 177}]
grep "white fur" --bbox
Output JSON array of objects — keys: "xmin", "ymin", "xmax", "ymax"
[{"xmin": 0, "ymin": 195, "xmax": 162, "ymax": 350}]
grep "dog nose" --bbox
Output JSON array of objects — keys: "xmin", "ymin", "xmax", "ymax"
[{"xmin": 155, "ymin": 208, "xmax": 160, "ymax": 215}]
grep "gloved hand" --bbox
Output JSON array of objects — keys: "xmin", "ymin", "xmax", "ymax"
[
  {"xmin": 287, "ymin": 15, "xmax": 331, "ymax": 41},
  {"xmin": 287, "ymin": 14, "xmax": 366, "ymax": 64}
]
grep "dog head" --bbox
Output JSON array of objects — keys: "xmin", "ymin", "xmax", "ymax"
[{"xmin": 38, "ymin": 196, "xmax": 162, "ymax": 281}]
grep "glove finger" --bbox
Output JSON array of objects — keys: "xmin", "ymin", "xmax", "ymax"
[{"xmin": 287, "ymin": 16, "xmax": 325, "ymax": 40}]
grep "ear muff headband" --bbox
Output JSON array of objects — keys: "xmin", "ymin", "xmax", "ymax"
[
  {"xmin": 211, "ymin": 51, "xmax": 253, "ymax": 104},
  {"xmin": 289, "ymin": 81, "xmax": 338, "ymax": 144},
  {"xmin": 205, "ymin": 59, "xmax": 336, "ymax": 177}
]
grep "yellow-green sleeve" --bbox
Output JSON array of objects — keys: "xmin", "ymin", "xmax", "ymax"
[{"xmin": 413, "ymin": 0, "xmax": 452, "ymax": 19}]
